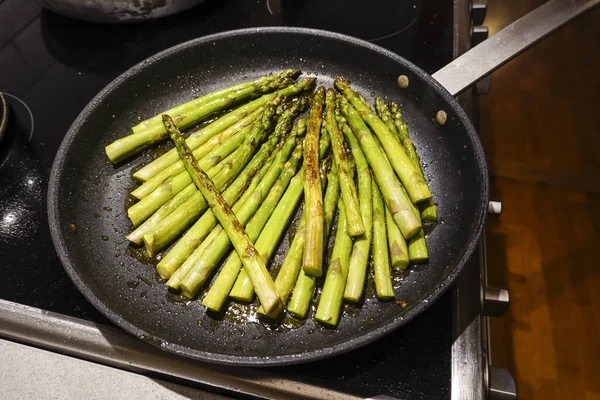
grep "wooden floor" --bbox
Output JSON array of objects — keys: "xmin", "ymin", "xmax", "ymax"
[{"xmin": 480, "ymin": 1, "xmax": 600, "ymax": 399}]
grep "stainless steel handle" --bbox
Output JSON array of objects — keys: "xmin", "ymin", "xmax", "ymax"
[
  {"xmin": 488, "ymin": 201, "xmax": 502, "ymax": 215},
  {"xmin": 432, "ymin": 0, "xmax": 599, "ymax": 96},
  {"xmin": 482, "ymin": 287, "xmax": 510, "ymax": 317}
]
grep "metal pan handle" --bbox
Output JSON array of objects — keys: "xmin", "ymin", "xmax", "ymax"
[{"xmin": 432, "ymin": 0, "xmax": 599, "ymax": 96}]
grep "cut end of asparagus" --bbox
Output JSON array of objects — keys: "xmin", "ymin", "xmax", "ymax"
[
  {"xmin": 302, "ymin": 264, "xmax": 323, "ymax": 278},
  {"xmin": 179, "ymin": 283, "xmax": 196, "ymax": 299},
  {"xmin": 377, "ymin": 293, "xmax": 396, "ymax": 301},
  {"xmin": 142, "ymin": 233, "xmax": 156, "ymax": 258},
  {"xmin": 105, "ymin": 144, "xmax": 124, "ymax": 164},
  {"xmin": 421, "ymin": 203, "xmax": 438, "ymax": 222},
  {"xmin": 402, "ymin": 224, "xmax": 422, "ymax": 241},
  {"xmin": 157, "ymin": 263, "xmax": 174, "ymax": 281},
  {"xmin": 125, "ymin": 232, "xmax": 142, "ymax": 245},
  {"xmin": 390, "ymin": 257, "xmax": 410, "ymax": 271}
]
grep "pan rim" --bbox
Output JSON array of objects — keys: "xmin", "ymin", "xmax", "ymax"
[{"xmin": 48, "ymin": 26, "xmax": 489, "ymax": 367}]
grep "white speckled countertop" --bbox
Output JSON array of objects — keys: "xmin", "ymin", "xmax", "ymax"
[{"xmin": 0, "ymin": 339, "xmax": 229, "ymax": 400}]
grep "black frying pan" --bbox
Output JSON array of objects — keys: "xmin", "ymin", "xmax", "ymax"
[{"xmin": 47, "ymin": 0, "xmax": 597, "ymax": 366}]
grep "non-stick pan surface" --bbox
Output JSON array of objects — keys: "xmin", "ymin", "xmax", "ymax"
[{"xmin": 48, "ymin": 27, "xmax": 488, "ymax": 366}]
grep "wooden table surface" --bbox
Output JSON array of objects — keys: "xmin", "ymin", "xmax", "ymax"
[{"xmin": 480, "ymin": 1, "xmax": 600, "ymax": 399}]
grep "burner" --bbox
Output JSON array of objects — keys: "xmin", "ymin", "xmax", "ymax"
[
  {"xmin": 0, "ymin": 93, "xmax": 42, "ymax": 242},
  {"xmin": 270, "ymin": 0, "xmax": 420, "ymax": 42},
  {"xmin": 0, "ymin": 92, "xmax": 35, "ymax": 169},
  {"xmin": 1, "ymin": 93, "xmax": 34, "ymax": 141},
  {"xmin": 0, "ymin": 93, "xmax": 7, "ymax": 146}
]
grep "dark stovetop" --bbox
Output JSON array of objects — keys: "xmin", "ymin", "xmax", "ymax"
[{"xmin": 0, "ymin": 1, "xmax": 455, "ymax": 398}]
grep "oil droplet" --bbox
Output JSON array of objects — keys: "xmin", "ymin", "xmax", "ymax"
[
  {"xmin": 101, "ymin": 235, "xmax": 109, "ymax": 241},
  {"xmin": 103, "ymin": 206, "xmax": 113, "ymax": 211}
]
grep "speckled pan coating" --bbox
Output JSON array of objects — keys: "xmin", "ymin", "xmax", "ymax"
[{"xmin": 48, "ymin": 27, "xmax": 488, "ymax": 366}]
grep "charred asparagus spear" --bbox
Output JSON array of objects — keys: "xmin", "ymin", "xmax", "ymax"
[
  {"xmin": 127, "ymin": 124, "xmax": 250, "ymax": 227},
  {"xmin": 132, "ymin": 78, "xmax": 316, "ymax": 182},
  {"xmin": 165, "ymin": 168, "xmax": 264, "ymax": 288},
  {"xmin": 176, "ymin": 133, "xmax": 304, "ymax": 296},
  {"xmin": 154, "ymin": 103, "xmax": 307, "ymax": 277},
  {"xmin": 334, "ymin": 78, "xmax": 431, "ymax": 204},
  {"xmin": 143, "ymin": 100, "xmax": 284, "ymax": 256},
  {"xmin": 128, "ymin": 100, "xmax": 283, "ymax": 227},
  {"xmin": 302, "ymin": 86, "xmax": 326, "ymax": 277},
  {"xmin": 228, "ymin": 155, "xmax": 312, "ymax": 303},
  {"xmin": 206, "ymin": 125, "xmax": 332, "ymax": 313},
  {"xmin": 325, "ymin": 88, "xmax": 363, "ymax": 237},
  {"xmin": 162, "ymin": 114, "xmax": 282, "ymax": 314}
]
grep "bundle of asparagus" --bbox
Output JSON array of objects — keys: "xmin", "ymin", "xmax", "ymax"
[{"xmin": 106, "ymin": 71, "xmax": 438, "ymax": 327}]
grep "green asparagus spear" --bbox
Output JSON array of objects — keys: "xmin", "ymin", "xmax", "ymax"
[
  {"xmin": 163, "ymin": 114, "xmax": 282, "ymax": 314},
  {"xmin": 107, "ymin": 77, "xmax": 293, "ymax": 164},
  {"xmin": 302, "ymin": 86, "xmax": 326, "ymax": 277},
  {"xmin": 325, "ymin": 88, "xmax": 363, "ymax": 237},
  {"xmin": 343, "ymin": 133, "xmax": 372, "ymax": 303},
  {"xmin": 162, "ymin": 153, "xmax": 269, "ymax": 284},
  {"xmin": 131, "ymin": 112, "xmax": 258, "ymax": 200},
  {"xmin": 337, "ymin": 97, "xmax": 421, "ymax": 240},
  {"xmin": 204, "ymin": 125, "xmax": 332, "ymax": 313},
  {"xmin": 165, "ymin": 224, "xmax": 222, "ymax": 290},
  {"xmin": 370, "ymin": 117, "xmax": 425, "ymax": 267},
  {"xmin": 369, "ymin": 108, "xmax": 429, "ymax": 265},
  {"xmin": 133, "ymin": 78, "xmax": 316, "ymax": 182},
  {"xmin": 127, "ymin": 123, "xmax": 252, "ymax": 227},
  {"xmin": 126, "ymin": 184, "xmax": 196, "ymax": 245},
  {"xmin": 154, "ymin": 102, "xmax": 307, "ymax": 277},
  {"xmin": 131, "ymin": 69, "xmax": 301, "ymax": 134},
  {"xmin": 259, "ymin": 210, "xmax": 306, "ymax": 314},
  {"xmin": 165, "ymin": 144, "xmax": 282, "ymax": 288},
  {"xmin": 165, "ymin": 145, "xmax": 281, "ymax": 287},
  {"xmin": 315, "ymin": 200, "xmax": 354, "ymax": 326},
  {"xmin": 175, "ymin": 143, "xmax": 304, "ymax": 297},
  {"xmin": 389, "ymin": 101, "xmax": 437, "ymax": 222},
  {"xmin": 231, "ymin": 157, "xmax": 332, "ymax": 305},
  {"xmin": 334, "ymin": 78, "xmax": 431, "ymax": 203},
  {"xmin": 407, "ymin": 229, "xmax": 429, "ymax": 264},
  {"xmin": 228, "ymin": 162, "xmax": 308, "ymax": 303},
  {"xmin": 143, "ymin": 101, "xmax": 285, "ymax": 256},
  {"xmin": 374, "ymin": 98, "xmax": 399, "ymax": 139},
  {"xmin": 385, "ymin": 205, "xmax": 409, "ymax": 270},
  {"xmin": 372, "ymin": 180, "xmax": 394, "ymax": 299},
  {"xmin": 179, "ymin": 137, "xmax": 304, "ymax": 298},
  {"xmin": 283, "ymin": 160, "xmax": 339, "ymax": 319}
]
